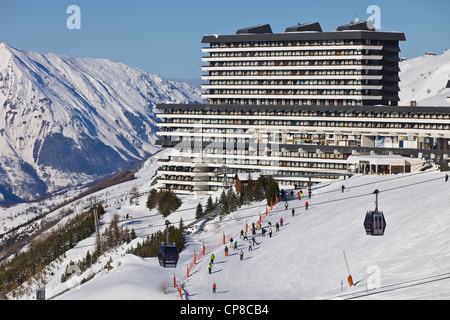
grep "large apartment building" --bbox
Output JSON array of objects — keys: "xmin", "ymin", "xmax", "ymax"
[{"xmin": 155, "ymin": 20, "xmax": 450, "ymax": 195}]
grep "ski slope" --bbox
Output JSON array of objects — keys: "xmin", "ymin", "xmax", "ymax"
[{"xmin": 54, "ymin": 166, "xmax": 450, "ymax": 300}]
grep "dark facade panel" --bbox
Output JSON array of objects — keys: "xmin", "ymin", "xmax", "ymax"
[
  {"xmin": 202, "ymin": 31, "xmax": 406, "ymax": 44},
  {"xmin": 156, "ymin": 103, "xmax": 450, "ymax": 114},
  {"xmin": 236, "ymin": 24, "xmax": 273, "ymax": 34},
  {"xmin": 285, "ymin": 22, "xmax": 323, "ymax": 33},
  {"xmin": 336, "ymin": 20, "xmax": 375, "ymax": 31}
]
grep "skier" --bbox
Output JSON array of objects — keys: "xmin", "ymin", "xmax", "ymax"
[
  {"xmin": 446, "ymin": 174, "xmax": 449, "ymax": 182},
  {"xmin": 208, "ymin": 263, "xmax": 212, "ymax": 274},
  {"xmin": 224, "ymin": 246, "xmax": 229, "ymax": 257},
  {"xmin": 341, "ymin": 185, "xmax": 345, "ymax": 193},
  {"xmin": 248, "ymin": 240, "xmax": 253, "ymax": 251},
  {"xmin": 240, "ymin": 250, "xmax": 244, "ymax": 261},
  {"xmin": 280, "ymin": 217, "xmax": 284, "ymax": 227},
  {"xmin": 292, "ymin": 208, "xmax": 295, "ymax": 216},
  {"xmin": 213, "ymin": 283, "xmax": 217, "ymax": 294},
  {"xmin": 243, "ymin": 232, "xmax": 248, "ymax": 241},
  {"xmin": 262, "ymin": 227, "xmax": 266, "ymax": 237},
  {"xmin": 285, "ymin": 202, "xmax": 289, "ymax": 210},
  {"xmin": 210, "ymin": 253, "xmax": 215, "ymax": 264},
  {"xmin": 252, "ymin": 236, "xmax": 258, "ymax": 246},
  {"xmin": 234, "ymin": 240, "xmax": 238, "ymax": 250},
  {"xmin": 240, "ymin": 230, "xmax": 244, "ymax": 238},
  {"xmin": 305, "ymin": 201, "xmax": 309, "ymax": 210},
  {"xmin": 275, "ymin": 222, "xmax": 280, "ymax": 232},
  {"xmin": 269, "ymin": 228, "xmax": 273, "ymax": 238}
]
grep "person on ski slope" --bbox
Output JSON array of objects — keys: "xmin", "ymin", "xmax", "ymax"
[
  {"xmin": 305, "ymin": 201, "xmax": 309, "ymax": 210},
  {"xmin": 224, "ymin": 246, "xmax": 229, "ymax": 257},
  {"xmin": 240, "ymin": 250, "xmax": 244, "ymax": 261},
  {"xmin": 280, "ymin": 217, "xmax": 284, "ymax": 227},
  {"xmin": 210, "ymin": 253, "xmax": 215, "ymax": 264},
  {"xmin": 213, "ymin": 283, "xmax": 217, "ymax": 293},
  {"xmin": 292, "ymin": 208, "xmax": 295, "ymax": 216}
]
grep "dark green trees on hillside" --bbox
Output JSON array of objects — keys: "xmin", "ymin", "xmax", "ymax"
[{"xmin": 146, "ymin": 189, "xmax": 182, "ymax": 217}]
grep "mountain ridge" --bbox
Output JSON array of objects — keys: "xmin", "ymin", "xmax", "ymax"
[{"xmin": 0, "ymin": 42, "xmax": 202, "ymax": 204}]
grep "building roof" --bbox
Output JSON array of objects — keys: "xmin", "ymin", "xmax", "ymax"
[
  {"xmin": 236, "ymin": 24, "xmax": 273, "ymax": 34},
  {"xmin": 202, "ymin": 20, "xmax": 405, "ymax": 43},
  {"xmin": 347, "ymin": 155, "xmax": 422, "ymax": 165},
  {"xmin": 285, "ymin": 22, "xmax": 323, "ymax": 33},
  {"xmin": 336, "ymin": 20, "xmax": 375, "ymax": 31}
]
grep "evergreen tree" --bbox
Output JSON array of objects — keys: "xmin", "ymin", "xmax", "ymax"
[
  {"xmin": 253, "ymin": 175, "xmax": 266, "ymax": 201},
  {"xmin": 227, "ymin": 188, "xmax": 238, "ymax": 212},
  {"xmin": 205, "ymin": 195, "xmax": 215, "ymax": 214},
  {"xmin": 266, "ymin": 176, "xmax": 279, "ymax": 206},
  {"xmin": 157, "ymin": 190, "xmax": 182, "ymax": 217},
  {"xmin": 146, "ymin": 189, "xmax": 159, "ymax": 210},
  {"xmin": 195, "ymin": 202, "xmax": 204, "ymax": 220},
  {"xmin": 219, "ymin": 190, "xmax": 229, "ymax": 216}
]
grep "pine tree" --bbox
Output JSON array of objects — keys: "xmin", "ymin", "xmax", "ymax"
[
  {"xmin": 266, "ymin": 176, "xmax": 279, "ymax": 206},
  {"xmin": 227, "ymin": 188, "xmax": 238, "ymax": 212},
  {"xmin": 205, "ymin": 195, "xmax": 215, "ymax": 214},
  {"xmin": 195, "ymin": 202, "xmax": 204, "ymax": 220},
  {"xmin": 146, "ymin": 189, "xmax": 159, "ymax": 210},
  {"xmin": 253, "ymin": 175, "xmax": 266, "ymax": 201},
  {"xmin": 219, "ymin": 190, "xmax": 229, "ymax": 217}
]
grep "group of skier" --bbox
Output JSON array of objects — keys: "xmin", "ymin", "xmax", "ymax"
[
  {"xmin": 207, "ymin": 185, "xmax": 318, "ymax": 294},
  {"xmin": 208, "ymin": 205, "xmax": 298, "ymax": 294}
]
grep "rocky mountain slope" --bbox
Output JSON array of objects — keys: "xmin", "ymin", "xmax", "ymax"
[{"xmin": 0, "ymin": 43, "xmax": 202, "ymax": 204}]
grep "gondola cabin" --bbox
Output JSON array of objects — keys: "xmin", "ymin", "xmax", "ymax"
[
  {"xmin": 158, "ymin": 243, "xmax": 179, "ymax": 268},
  {"xmin": 364, "ymin": 211, "xmax": 386, "ymax": 236},
  {"xmin": 363, "ymin": 189, "xmax": 386, "ymax": 236}
]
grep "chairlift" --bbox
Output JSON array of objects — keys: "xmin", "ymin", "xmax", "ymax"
[
  {"xmin": 363, "ymin": 189, "xmax": 386, "ymax": 236},
  {"xmin": 158, "ymin": 220, "xmax": 179, "ymax": 268}
]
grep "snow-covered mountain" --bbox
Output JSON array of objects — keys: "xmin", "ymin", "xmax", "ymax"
[
  {"xmin": 399, "ymin": 49, "xmax": 450, "ymax": 106},
  {"xmin": 0, "ymin": 43, "xmax": 202, "ymax": 204}
]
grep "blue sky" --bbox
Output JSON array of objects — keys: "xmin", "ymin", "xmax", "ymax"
[{"xmin": 0, "ymin": 0, "xmax": 449, "ymax": 82}]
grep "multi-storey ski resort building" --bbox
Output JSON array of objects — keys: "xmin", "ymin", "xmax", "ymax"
[{"xmin": 155, "ymin": 20, "xmax": 450, "ymax": 195}]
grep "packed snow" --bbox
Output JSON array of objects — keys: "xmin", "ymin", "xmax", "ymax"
[
  {"xmin": 12, "ymin": 153, "xmax": 444, "ymax": 300},
  {"xmin": 399, "ymin": 49, "xmax": 450, "ymax": 106}
]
